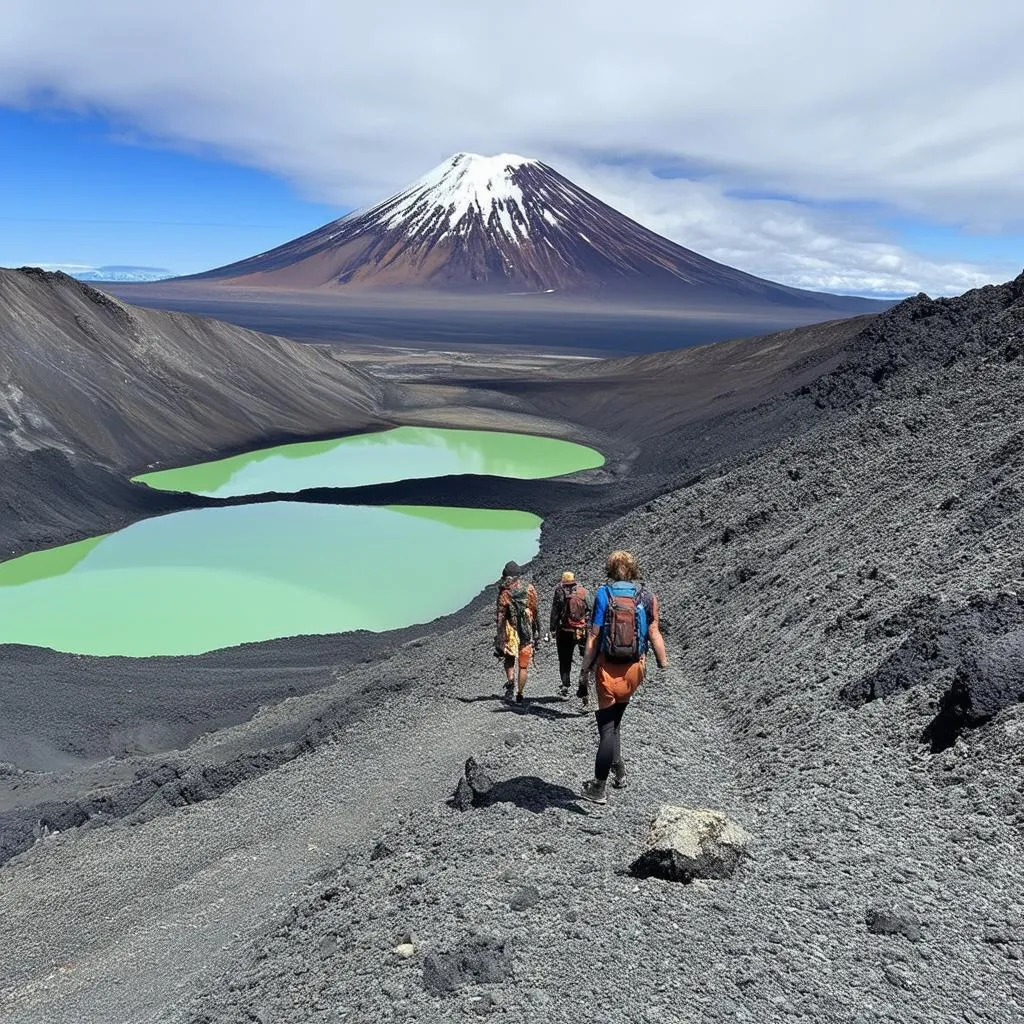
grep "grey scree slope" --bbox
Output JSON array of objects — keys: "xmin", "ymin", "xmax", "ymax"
[{"xmin": 1, "ymin": 276, "xmax": 1023, "ymax": 1022}]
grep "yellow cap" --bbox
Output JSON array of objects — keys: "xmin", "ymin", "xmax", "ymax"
[{"xmin": 561, "ymin": 571, "xmax": 575, "ymax": 582}]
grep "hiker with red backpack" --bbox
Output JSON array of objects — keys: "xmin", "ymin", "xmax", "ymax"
[
  {"xmin": 545, "ymin": 571, "xmax": 592, "ymax": 699},
  {"xmin": 577, "ymin": 550, "xmax": 668, "ymax": 805},
  {"xmin": 495, "ymin": 560, "xmax": 540, "ymax": 705}
]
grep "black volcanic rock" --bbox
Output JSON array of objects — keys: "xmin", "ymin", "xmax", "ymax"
[
  {"xmin": 923, "ymin": 629, "xmax": 1024, "ymax": 752},
  {"xmin": 180, "ymin": 152, "xmax": 881, "ymax": 312}
]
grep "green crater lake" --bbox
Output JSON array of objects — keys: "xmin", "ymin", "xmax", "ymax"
[
  {"xmin": 0, "ymin": 503, "xmax": 541, "ymax": 657},
  {"xmin": 1, "ymin": 428, "xmax": 601, "ymax": 656},
  {"xmin": 136, "ymin": 426, "xmax": 604, "ymax": 497}
]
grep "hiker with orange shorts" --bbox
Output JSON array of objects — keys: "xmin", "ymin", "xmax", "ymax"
[
  {"xmin": 576, "ymin": 550, "xmax": 668, "ymax": 804},
  {"xmin": 495, "ymin": 560, "xmax": 540, "ymax": 705}
]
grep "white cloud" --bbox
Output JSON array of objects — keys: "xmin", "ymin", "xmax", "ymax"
[
  {"xmin": 563, "ymin": 164, "xmax": 1015, "ymax": 296},
  {"xmin": 2, "ymin": 0, "xmax": 1022, "ymax": 295}
]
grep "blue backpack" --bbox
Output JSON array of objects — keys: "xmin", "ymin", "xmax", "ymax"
[{"xmin": 599, "ymin": 582, "xmax": 649, "ymax": 662}]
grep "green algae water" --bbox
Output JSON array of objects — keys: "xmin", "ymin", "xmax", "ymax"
[
  {"xmin": 1, "ymin": 429, "xmax": 601, "ymax": 656},
  {"xmin": 0, "ymin": 503, "xmax": 540, "ymax": 657},
  {"xmin": 135, "ymin": 426, "xmax": 604, "ymax": 497}
]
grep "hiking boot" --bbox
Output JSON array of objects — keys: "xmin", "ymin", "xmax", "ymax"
[
  {"xmin": 581, "ymin": 779, "xmax": 607, "ymax": 805},
  {"xmin": 611, "ymin": 761, "xmax": 628, "ymax": 789},
  {"xmin": 503, "ymin": 680, "xmax": 514, "ymax": 699},
  {"xmin": 515, "ymin": 692, "xmax": 524, "ymax": 705}
]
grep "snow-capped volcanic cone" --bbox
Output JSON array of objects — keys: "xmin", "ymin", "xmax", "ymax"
[{"xmin": 180, "ymin": 153, "xmax": 873, "ymax": 309}]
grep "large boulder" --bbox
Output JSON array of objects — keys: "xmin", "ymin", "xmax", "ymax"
[{"xmin": 630, "ymin": 806, "xmax": 751, "ymax": 883}]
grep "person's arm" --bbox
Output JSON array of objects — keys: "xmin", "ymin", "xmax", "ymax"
[
  {"xmin": 579, "ymin": 626, "xmax": 600, "ymax": 676},
  {"xmin": 578, "ymin": 586, "xmax": 606, "ymax": 679},
  {"xmin": 648, "ymin": 594, "xmax": 668, "ymax": 669},
  {"xmin": 496, "ymin": 588, "xmax": 507, "ymax": 632},
  {"xmin": 529, "ymin": 585, "xmax": 540, "ymax": 644}
]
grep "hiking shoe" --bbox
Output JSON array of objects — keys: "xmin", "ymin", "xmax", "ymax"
[
  {"xmin": 611, "ymin": 762, "xmax": 628, "ymax": 789},
  {"xmin": 515, "ymin": 692, "xmax": 524, "ymax": 705},
  {"xmin": 559, "ymin": 684, "xmax": 571, "ymax": 699},
  {"xmin": 503, "ymin": 681, "xmax": 514, "ymax": 698},
  {"xmin": 581, "ymin": 779, "xmax": 607, "ymax": 805}
]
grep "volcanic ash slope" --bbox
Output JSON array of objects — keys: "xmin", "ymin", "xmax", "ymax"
[
  {"xmin": 3, "ymin": 277, "xmax": 1024, "ymax": 1024},
  {"xmin": 0, "ymin": 266, "xmax": 387, "ymax": 557},
  {"xmin": 174, "ymin": 278, "xmax": 1023, "ymax": 1021}
]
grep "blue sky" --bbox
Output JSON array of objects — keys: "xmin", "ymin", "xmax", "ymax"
[
  {"xmin": 0, "ymin": 110, "xmax": 339, "ymax": 275},
  {"xmin": 1, "ymin": 0, "xmax": 1022, "ymax": 297}
]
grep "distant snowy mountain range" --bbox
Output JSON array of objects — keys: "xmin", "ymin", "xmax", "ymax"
[
  {"xmin": 179, "ymin": 152, "xmax": 882, "ymax": 312},
  {"xmin": 33, "ymin": 264, "xmax": 175, "ymax": 283}
]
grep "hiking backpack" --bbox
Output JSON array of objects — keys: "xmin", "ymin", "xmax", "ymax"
[
  {"xmin": 599, "ymin": 582, "xmax": 649, "ymax": 662},
  {"xmin": 505, "ymin": 580, "xmax": 534, "ymax": 644},
  {"xmin": 560, "ymin": 583, "xmax": 588, "ymax": 631}
]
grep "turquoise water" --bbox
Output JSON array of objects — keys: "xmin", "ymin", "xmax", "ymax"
[
  {"xmin": 135, "ymin": 426, "xmax": 604, "ymax": 497},
  {"xmin": 0, "ymin": 427, "xmax": 601, "ymax": 657},
  {"xmin": 0, "ymin": 503, "xmax": 540, "ymax": 656}
]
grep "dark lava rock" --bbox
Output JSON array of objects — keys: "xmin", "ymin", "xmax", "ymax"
[
  {"xmin": 923, "ymin": 629, "xmax": 1024, "ymax": 752},
  {"xmin": 451, "ymin": 777, "xmax": 475, "ymax": 812},
  {"xmin": 843, "ymin": 590, "xmax": 1024, "ymax": 704},
  {"xmin": 465, "ymin": 757, "xmax": 495, "ymax": 798},
  {"xmin": 509, "ymin": 885, "xmax": 540, "ymax": 911},
  {"xmin": 422, "ymin": 936, "xmax": 513, "ymax": 993},
  {"xmin": 865, "ymin": 905, "xmax": 924, "ymax": 942},
  {"xmin": 450, "ymin": 757, "xmax": 497, "ymax": 812}
]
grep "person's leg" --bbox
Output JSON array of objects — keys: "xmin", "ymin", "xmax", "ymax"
[
  {"xmin": 555, "ymin": 632, "xmax": 575, "ymax": 691},
  {"xmin": 610, "ymin": 702, "xmax": 628, "ymax": 785},
  {"xmin": 594, "ymin": 703, "xmax": 626, "ymax": 782},
  {"xmin": 583, "ymin": 702, "xmax": 625, "ymax": 804},
  {"xmin": 516, "ymin": 645, "xmax": 532, "ymax": 700},
  {"xmin": 503, "ymin": 655, "xmax": 515, "ymax": 693}
]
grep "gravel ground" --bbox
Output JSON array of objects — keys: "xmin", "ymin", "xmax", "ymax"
[{"xmin": 2, "ymin": 275, "xmax": 1023, "ymax": 1022}]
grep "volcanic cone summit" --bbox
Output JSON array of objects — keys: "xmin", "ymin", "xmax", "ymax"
[
  {"xmin": 375, "ymin": 152, "xmax": 539, "ymax": 240},
  {"xmin": 180, "ymin": 152, "xmax": 877, "ymax": 311}
]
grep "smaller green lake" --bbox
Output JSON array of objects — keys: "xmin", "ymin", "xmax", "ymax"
[
  {"xmin": 135, "ymin": 426, "xmax": 604, "ymax": 498},
  {"xmin": 0, "ymin": 503, "xmax": 540, "ymax": 657}
]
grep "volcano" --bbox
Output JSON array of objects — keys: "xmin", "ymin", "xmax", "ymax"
[{"xmin": 180, "ymin": 153, "xmax": 879, "ymax": 311}]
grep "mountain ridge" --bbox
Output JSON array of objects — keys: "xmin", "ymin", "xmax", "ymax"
[{"xmin": 179, "ymin": 152, "xmax": 882, "ymax": 312}]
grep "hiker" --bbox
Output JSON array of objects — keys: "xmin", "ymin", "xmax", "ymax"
[
  {"xmin": 494, "ymin": 560, "xmax": 540, "ymax": 704},
  {"xmin": 545, "ymin": 571, "xmax": 592, "ymax": 698},
  {"xmin": 576, "ymin": 549, "xmax": 668, "ymax": 805}
]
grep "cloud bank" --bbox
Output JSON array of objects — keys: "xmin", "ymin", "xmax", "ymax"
[{"xmin": 2, "ymin": 0, "xmax": 1022, "ymax": 295}]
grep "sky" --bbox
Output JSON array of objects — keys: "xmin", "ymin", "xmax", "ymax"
[{"xmin": 1, "ymin": 0, "xmax": 1022, "ymax": 298}]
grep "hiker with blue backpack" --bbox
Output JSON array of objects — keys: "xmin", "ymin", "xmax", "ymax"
[{"xmin": 577, "ymin": 549, "xmax": 668, "ymax": 805}]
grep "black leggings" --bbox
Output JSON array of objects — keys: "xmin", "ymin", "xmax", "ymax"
[
  {"xmin": 555, "ymin": 630, "xmax": 584, "ymax": 680},
  {"xmin": 594, "ymin": 702, "xmax": 627, "ymax": 781}
]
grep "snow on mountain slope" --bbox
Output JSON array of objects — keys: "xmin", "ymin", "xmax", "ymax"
[{"xmin": 181, "ymin": 153, "xmax": 880, "ymax": 311}]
